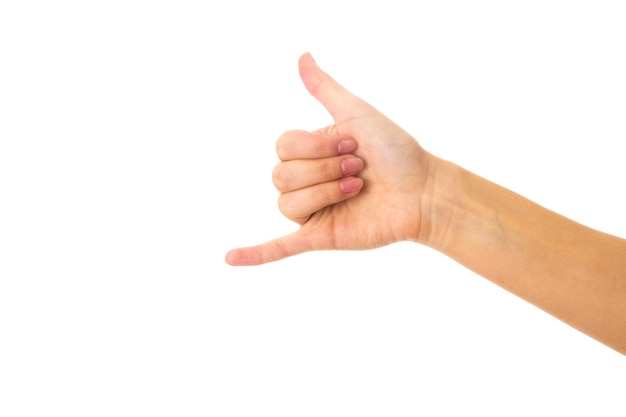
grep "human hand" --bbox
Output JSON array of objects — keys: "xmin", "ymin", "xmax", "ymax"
[{"xmin": 226, "ymin": 53, "xmax": 434, "ymax": 265}]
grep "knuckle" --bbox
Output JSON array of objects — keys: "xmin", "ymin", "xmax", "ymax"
[
  {"xmin": 313, "ymin": 139, "xmax": 330, "ymax": 157},
  {"xmin": 277, "ymin": 193, "xmax": 300, "ymax": 220},
  {"xmin": 271, "ymin": 164, "xmax": 290, "ymax": 192},
  {"xmin": 307, "ymin": 183, "xmax": 333, "ymax": 211},
  {"xmin": 275, "ymin": 137, "xmax": 288, "ymax": 159},
  {"xmin": 320, "ymin": 182, "xmax": 338, "ymax": 204},
  {"xmin": 275, "ymin": 130, "xmax": 302, "ymax": 160},
  {"xmin": 320, "ymin": 159, "xmax": 337, "ymax": 182}
]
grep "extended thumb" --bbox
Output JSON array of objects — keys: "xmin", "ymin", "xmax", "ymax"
[{"xmin": 298, "ymin": 53, "xmax": 356, "ymax": 121}]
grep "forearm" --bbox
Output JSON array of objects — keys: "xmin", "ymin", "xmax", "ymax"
[{"xmin": 421, "ymin": 156, "xmax": 626, "ymax": 354}]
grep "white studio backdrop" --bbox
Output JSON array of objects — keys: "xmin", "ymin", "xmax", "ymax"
[{"xmin": 1, "ymin": 1, "xmax": 625, "ymax": 416}]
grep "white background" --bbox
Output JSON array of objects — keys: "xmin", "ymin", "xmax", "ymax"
[{"xmin": 1, "ymin": 1, "xmax": 625, "ymax": 415}]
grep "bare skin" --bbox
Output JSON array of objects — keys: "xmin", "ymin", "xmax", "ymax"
[{"xmin": 225, "ymin": 53, "xmax": 626, "ymax": 355}]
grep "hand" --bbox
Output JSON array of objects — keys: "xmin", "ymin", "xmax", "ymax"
[{"xmin": 226, "ymin": 53, "xmax": 434, "ymax": 265}]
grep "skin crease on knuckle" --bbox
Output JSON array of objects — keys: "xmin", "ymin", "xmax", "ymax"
[
  {"xmin": 320, "ymin": 158, "xmax": 340, "ymax": 183},
  {"xmin": 313, "ymin": 136, "xmax": 334, "ymax": 158}
]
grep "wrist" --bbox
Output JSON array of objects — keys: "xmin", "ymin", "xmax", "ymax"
[{"xmin": 414, "ymin": 155, "xmax": 466, "ymax": 250}]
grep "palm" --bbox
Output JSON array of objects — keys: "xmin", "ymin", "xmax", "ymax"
[{"xmin": 301, "ymin": 115, "xmax": 426, "ymax": 252}]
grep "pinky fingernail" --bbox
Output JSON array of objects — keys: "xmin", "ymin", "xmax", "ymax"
[{"xmin": 340, "ymin": 177, "xmax": 362, "ymax": 194}]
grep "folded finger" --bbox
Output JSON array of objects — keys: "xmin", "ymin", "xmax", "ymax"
[
  {"xmin": 276, "ymin": 130, "xmax": 357, "ymax": 161},
  {"xmin": 278, "ymin": 176, "xmax": 363, "ymax": 223},
  {"xmin": 272, "ymin": 155, "xmax": 363, "ymax": 193}
]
